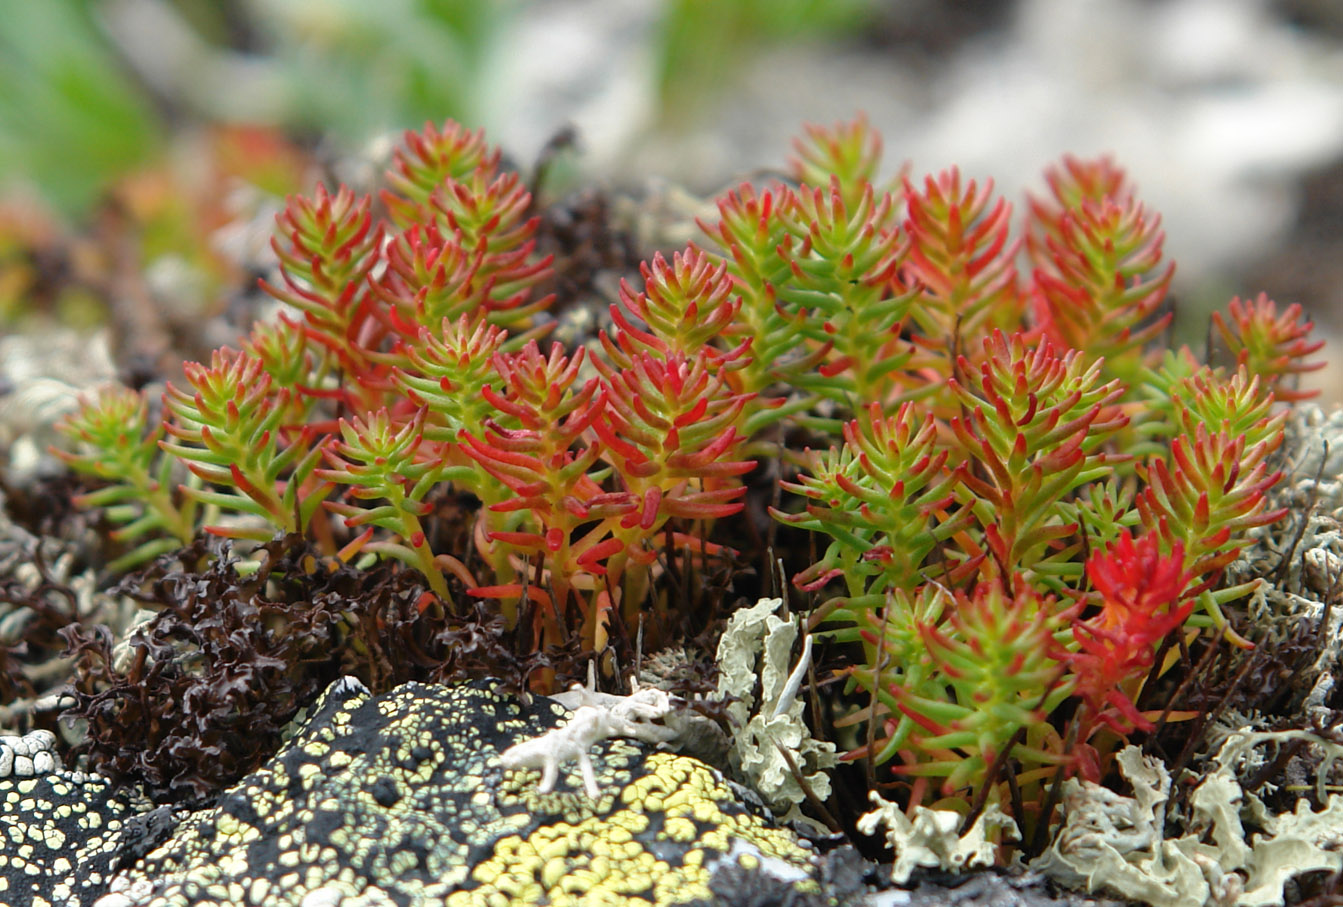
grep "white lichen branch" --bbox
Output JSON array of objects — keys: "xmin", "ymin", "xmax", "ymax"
[
  {"xmin": 498, "ymin": 677, "xmax": 678, "ymax": 799},
  {"xmin": 717, "ymin": 597, "xmax": 837, "ymax": 823},
  {"xmin": 771, "ymin": 632, "xmax": 813, "ymax": 721}
]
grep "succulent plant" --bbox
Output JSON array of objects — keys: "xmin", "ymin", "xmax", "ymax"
[{"xmin": 54, "ymin": 115, "xmax": 1326, "ymax": 841}]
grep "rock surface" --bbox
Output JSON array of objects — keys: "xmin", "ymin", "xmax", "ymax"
[{"xmin": 2, "ymin": 676, "xmax": 850, "ymax": 907}]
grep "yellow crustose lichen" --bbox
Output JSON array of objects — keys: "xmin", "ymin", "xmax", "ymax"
[{"xmin": 4, "ymin": 676, "xmax": 825, "ymax": 906}]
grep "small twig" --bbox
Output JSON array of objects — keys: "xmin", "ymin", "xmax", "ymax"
[
  {"xmin": 1273, "ymin": 440, "xmax": 1326, "ymax": 586},
  {"xmin": 1317, "ymin": 544, "xmax": 1343, "ymax": 657},
  {"xmin": 766, "ymin": 464, "xmax": 783, "ymax": 583},
  {"xmin": 527, "ymin": 124, "xmax": 578, "ymax": 208},
  {"xmin": 866, "ymin": 596, "xmax": 892, "ymax": 795},
  {"xmin": 1163, "ymin": 646, "xmax": 1264, "ymax": 823},
  {"xmin": 769, "ymin": 552, "xmax": 787, "ymax": 610},
  {"xmin": 655, "ymin": 522, "xmax": 685, "ymax": 602},
  {"xmin": 772, "ymin": 741, "xmax": 843, "ymax": 833},
  {"xmin": 1146, "ymin": 632, "xmax": 1223, "ymax": 748},
  {"xmin": 1135, "ymin": 626, "xmax": 1182, "ymax": 714},
  {"xmin": 961, "ymin": 725, "xmax": 1027, "ymax": 837},
  {"xmin": 635, "ymin": 613, "xmax": 644, "ymax": 680},
  {"xmin": 1030, "ymin": 716, "xmax": 1079, "ymax": 857},
  {"xmin": 1005, "ymin": 757, "xmax": 1025, "ymax": 846},
  {"xmin": 1244, "ymin": 736, "xmax": 1311, "ymax": 797}
]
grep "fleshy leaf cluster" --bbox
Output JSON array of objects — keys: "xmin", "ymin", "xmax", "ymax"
[{"xmin": 53, "ymin": 116, "xmax": 1325, "ymax": 837}]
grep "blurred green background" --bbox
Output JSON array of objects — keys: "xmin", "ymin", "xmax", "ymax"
[
  {"xmin": 0, "ymin": 0, "xmax": 879, "ymax": 218},
  {"xmin": 0, "ymin": 0, "xmax": 886, "ymax": 336}
]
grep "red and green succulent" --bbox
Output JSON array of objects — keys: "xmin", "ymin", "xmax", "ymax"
[{"xmin": 56, "ymin": 116, "xmax": 1321, "ymax": 829}]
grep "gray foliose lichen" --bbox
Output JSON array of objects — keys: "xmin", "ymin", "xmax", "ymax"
[
  {"xmin": 715, "ymin": 597, "xmax": 837, "ymax": 825},
  {"xmin": 1034, "ymin": 731, "xmax": 1343, "ymax": 905}
]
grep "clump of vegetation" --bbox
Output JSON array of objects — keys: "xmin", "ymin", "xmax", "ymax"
[
  {"xmin": 60, "ymin": 534, "xmax": 555, "ymax": 803},
  {"xmin": 53, "ymin": 117, "xmax": 1327, "ymax": 847}
]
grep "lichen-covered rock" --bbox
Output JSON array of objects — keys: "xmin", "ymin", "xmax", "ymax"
[
  {"xmin": 3, "ymin": 676, "xmax": 838, "ymax": 907},
  {"xmin": 0, "ymin": 771, "xmax": 136, "ymax": 906}
]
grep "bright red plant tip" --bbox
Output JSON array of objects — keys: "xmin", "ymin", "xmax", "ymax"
[
  {"xmin": 789, "ymin": 115, "xmax": 884, "ymax": 209},
  {"xmin": 1022, "ymin": 153, "xmax": 1175, "ymax": 399},
  {"xmin": 1067, "ymin": 531, "xmax": 1195, "ymax": 748},
  {"xmin": 902, "ymin": 167, "xmax": 1022, "ymax": 347},
  {"xmin": 606, "ymin": 246, "xmax": 744, "ymax": 368},
  {"xmin": 385, "ymin": 120, "xmax": 498, "ymax": 218},
  {"xmin": 1083, "ymin": 531, "xmax": 1193, "ymax": 645}
]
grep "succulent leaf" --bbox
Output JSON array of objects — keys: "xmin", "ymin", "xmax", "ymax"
[
  {"xmin": 53, "ymin": 385, "xmax": 198, "ymax": 569},
  {"xmin": 161, "ymin": 349, "xmax": 331, "ymax": 540},
  {"xmin": 1211, "ymin": 293, "xmax": 1324, "ymax": 403}
]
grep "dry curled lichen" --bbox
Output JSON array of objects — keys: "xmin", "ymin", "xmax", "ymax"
[
  {"xmin": 1226, "ymin": 403, "xmax": 1343, "ymax": 717},
  {"xmin": 857, "ymin": 793, "xmax": 1017, "ymax": 885},
  {"xmin": 57, "ymin": 533, "xmax": 558, "ymax": 804}
]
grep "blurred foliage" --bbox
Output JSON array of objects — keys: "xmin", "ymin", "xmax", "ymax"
[
  {"xmin": 654, "ymin": 0, "xmax": 880, "ymax": 126},
  {"xmin": 0, "ymin": 0, "xmax": 886, "ymax": 329},
  {"xmin": 1, "ymin": 0, "xmax": 885, "ymax": 221},
  {"xmin": 0, "ymin": 0, "xmax": 510, "ymax": 220},
  {"xmin": 0, "ymin": 0, "xmax": 163, "ymax": 216},
  {"xmin": 0, "ymin": 123, "xmax": 312, "ymax": 335},
  {"xmin": 164, "ymin": 0, "xmax": 508, "ymax": 143}
]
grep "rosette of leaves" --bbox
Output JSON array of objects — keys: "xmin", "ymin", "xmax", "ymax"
[
  {"xmin": 53, "ymin": 385, "xmax": 197, "ymax": 571},
  {"xmin": 160, "ymin": 349, "xmax": 331, "ymax": 542},
  {"xmin": 946, "ymin": 330, "xmax": 1129, "ymax": 590},
  {"xmin": 1027, "ymin": 154, "xmax": 1173, "ymax": 395},
  {"xmin": 772, "ymin": 176, "xmax": 911, "ymax": 416},
  {"xmin": 319, "ymin": 408, "xmax": 448, "ymax": 601},
  {"xmin": 773, "ymin": 401, "xmax": 966, "ymax": 624},
  {"xmin": 390, "ymin": 314, "xmax": 506, "ymax": 445},
  {"xmin": 598, "ymin": 247, "xmax": 790, "ymax": 444},
  {"xmin": 382, "ymin": 120, "xmax": 499, "ymax": 228},
  {"xmin": 698, "ymin": 183, "xmax": 812, "ymax": 403},
  {"xmin": 600, "ymin": 248, "xmax": 745, "ymax": 378},
  {"xmin": 1067, "ymin": 531, "xmax": 1195, "ymax": 781},
  {"xmin": 591, "ymin": 345, "xmax": 757, "ymax": 636},
  {"xmin": 902, "ymin": 168, "xmax": 1023, "ymax": 355},
  {"xmin": 788, "ymin": 114, "xmax": 890, "ymax": 209},
  {"xmin": 1211, "ymin": 293, "xmax": 1324, "ymax": 403},
  {"xmin": 372, "ymin": 210, "xmax": 552, "ymax": 350},
  {"xmin": 1132, "ymin": 349, "xmax": 1293, "ymax": 644},
  {"xmin": 258, "ymin": 184, "xmax": 383, "ymax": 412},
  {"xmin": 457, "ymin": 341, "xmax": 610, "ymax": 641},
  {"xmin": 891, "ymin": 577, "xmax": 1074, "ymax": 802}
]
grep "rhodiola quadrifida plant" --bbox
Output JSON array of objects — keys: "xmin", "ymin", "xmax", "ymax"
[{"xmin": 55, "ymin": 116, "xmax": 1326, "ymax": 852}]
